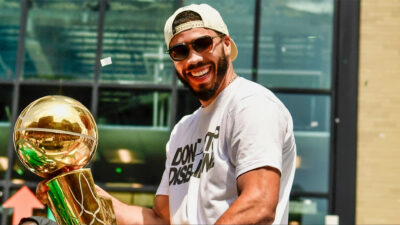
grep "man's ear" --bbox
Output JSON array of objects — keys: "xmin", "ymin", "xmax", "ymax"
[{"xmin": 223, "ymin": 36, "xmax": 231, "ymax": 56}]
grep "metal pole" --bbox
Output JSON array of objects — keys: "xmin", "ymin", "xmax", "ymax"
[
  {"xmin": 252, "ymin": 0, "xmax": 261, "ymax": 82},
  {"xmin": 91, "ymin": 0, "xmax": 107, "ymax": 119}
]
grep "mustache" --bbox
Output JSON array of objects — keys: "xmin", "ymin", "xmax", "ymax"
[{"xmin": 186, "ymin": 62, "xmax": 207, "ymax": 71}]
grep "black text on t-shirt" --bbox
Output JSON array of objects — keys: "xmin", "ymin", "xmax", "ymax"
[{"xmin": 168, "ymin": 126, "xmax": 219, "ymax": 185}]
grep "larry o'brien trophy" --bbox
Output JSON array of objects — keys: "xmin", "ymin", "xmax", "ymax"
[{"xmin": 13, "ymin": 95, "xmax": 116, "ymax": 225}]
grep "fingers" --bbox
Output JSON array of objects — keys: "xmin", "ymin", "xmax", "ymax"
[
  {"xmin": 95, "ymin": 184, "xmax": 112, "ymax": 199},
  {"xmin": 36, "ymin": 180, "xmax": 50, "ymax": 205}
]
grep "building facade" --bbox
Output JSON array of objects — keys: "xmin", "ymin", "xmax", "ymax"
[{"xmin": 1, "ymin": 0, "xmax": 389, "ymax": 224}]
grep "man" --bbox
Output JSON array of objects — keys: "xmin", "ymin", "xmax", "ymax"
[
  {"xmin": 39, "ymin": 3, "xmax": 296, "ymax": 225},
  {"xmin": 18, "ymin": 216, "xmax": 57, "ymax": 225}
]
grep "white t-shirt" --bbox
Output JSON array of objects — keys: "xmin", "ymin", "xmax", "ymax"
[{"xmin": 156, "ymin": 77, "xmax": 296, "ymax": 224}]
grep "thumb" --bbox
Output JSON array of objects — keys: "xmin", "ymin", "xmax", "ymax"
[{"xmin": 36, "ymin": 180, "xmax": 50, "ymax": 205}]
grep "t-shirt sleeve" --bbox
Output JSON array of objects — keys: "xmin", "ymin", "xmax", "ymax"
[
  {"xmin": 227, "ymin": 95, "xmax": 287, "ymax": 178},
  {"xmin": 156, "ymin": 141, "xmax": 171, "ymax": 196},
  {"xmin": 156, "ymin": 167, "xmax": 169, "ymax": 196}
]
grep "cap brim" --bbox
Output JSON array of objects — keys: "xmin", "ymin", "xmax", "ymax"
[{"xmin": 230, "ymin": 38, "xmax": 238, "ymax": 62}]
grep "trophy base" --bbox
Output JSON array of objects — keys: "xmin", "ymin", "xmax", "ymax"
[{"xmin": 46, "ymin": 168, "xmax": 116, "ymax": 225}]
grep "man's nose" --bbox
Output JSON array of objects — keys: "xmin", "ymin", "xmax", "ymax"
[{"xmin": 186, "ymin": 48, "xmax": 203, "ymax": 65}]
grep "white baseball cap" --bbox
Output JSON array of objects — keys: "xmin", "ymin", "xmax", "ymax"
[{"xmin": 164, "ymin": 3, "xmax": 238, "ymax": 61}]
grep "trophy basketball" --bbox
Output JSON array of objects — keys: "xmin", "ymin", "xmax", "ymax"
[{"xmin": 13, "ymin": 95, "xmax": 116, "ymax": 225}]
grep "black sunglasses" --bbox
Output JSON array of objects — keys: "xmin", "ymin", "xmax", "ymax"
[{"xmin": 167, "ymin": 34, "xmax": 223, "ymax": 61}]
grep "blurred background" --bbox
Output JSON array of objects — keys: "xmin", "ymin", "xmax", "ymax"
[{"xmin": 0, "ymin": 0, "xmax": 399, "ymax": 224}]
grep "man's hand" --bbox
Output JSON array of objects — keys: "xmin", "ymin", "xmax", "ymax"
[
  {"xmin": 36, "ymin": 180, "xmax": 50, "ymax": 205},
  {"xmin": 37, "ymin": 182, "xmax": 170, "ymax": 224},
  {"xmin": 95, "ymin": 184, "xmax": 114, "ymax": 199},
  {"xmin": 96, "ymin": 185, "xmax": 170, "ymax": 225}
]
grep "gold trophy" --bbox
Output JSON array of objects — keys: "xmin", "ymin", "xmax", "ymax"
[{"xmin": 13, "ymin": 95, "xmax": 116, "ymax": 225}]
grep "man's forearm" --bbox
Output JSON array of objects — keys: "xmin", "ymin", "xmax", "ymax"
[
  {"xmin": 214, "ymin": 193, "xmax": 275, "ymax": 225},
  {"xmin": 112, "ymin": 200, "xmax": 167, "ymax": 225}
]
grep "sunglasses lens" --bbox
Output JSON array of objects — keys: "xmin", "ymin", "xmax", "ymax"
[
  {"xmin": 193, "ymin": 36, "xmax": 213, "ymax": 53},
  {"xmin": 168, "ymin": 36, "xmax": 215, "ymax": 61},
  {"xmin": 169, "ymin": 44, "xmax": 189, "ymax": 61}
]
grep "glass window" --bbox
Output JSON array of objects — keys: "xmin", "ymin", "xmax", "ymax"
[
  {"xmin": 93, "ymin": 125, "xmax": 169, "ymax": 185},
  {"xmin": 0, "ymin": 86, "xmax": 12, "ymax": 179},
  {"xmin": 97, "ymin": 89, "xmax": 171, "ymax": 127},
  {"xmin": 100, "ymin": 0, "xmax": 176, "ymax": 84},
  {"xmin": 95, "ymin": 88, "xmax": 171, "ymax": 185},
  {"xmin": 0, "ymin": 124, "xmax": 10, "ymax": 180},
  {"xmin": 184, "ymin": 0, "xmax": 255, "ymax": 80},
  {"xmin": 0, "ymin": 85, "xmax": 12, "ymax": 122},
  {"xmin": 293, "ymin": 131, "xmax": 330, "ymax": 193},
  {"xmin": 107, "ymin": 191, "xmax": 155, "ymax": 208},
  {"xmin": 0, "ymin": 0, "xmax": 20, "ymax": 80},
  {"xmin": 176, "ymin": 89, "xmax": 200, "ymax": 122},
  {"xmin": 277, "ymin": 93, "xmax": 330, "ymax": 193},
  {"xmin": 258, "ymin": 0, "xmax": 334, "ymax": 89},
  {"xmin": 289, "ymin": 197, "xmax": 328, "ymax": 225},
  {"xmin": 23, "ymin": 0, "xmax": 99, "ymax": 81},
  {"xmin": 12, "ymin": 158, "xmax": 42, "ymax": 183},
  {"xmin": 277, "ymin": 93, "xmax": 330, "ymax": 132},
  {"xmin": 18, "ymin": 85, "xmax": 92, "ymax": 112}
]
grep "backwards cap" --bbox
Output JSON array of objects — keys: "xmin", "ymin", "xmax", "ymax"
[{"xmin": 164, "ymin": 3, "xmax": 238, "ymax": 61}]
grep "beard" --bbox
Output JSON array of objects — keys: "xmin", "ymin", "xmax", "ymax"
[{"xmin": 176, "ymin": 49, "xmax": 229, "ymax": 102}]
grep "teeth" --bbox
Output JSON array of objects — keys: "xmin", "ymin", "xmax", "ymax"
[{"xmin": 191, "ymin": 68, "xmax": 209, "ymax": 77}]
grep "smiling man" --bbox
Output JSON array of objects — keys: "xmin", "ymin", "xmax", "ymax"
[
  {"xmin": 166, "ymin": 9, "xmax": 235, "ymax": 108},
  {"xmin": 37, "ymin": 3, "xmax": 297, "ymax": 225},
  {"xmin": 155, "ymin": 4, "xmax": 296, "ymax": 224},
  {"xmin": 104, "ymin": 3, "xmax": 296, "ymax": 225}
]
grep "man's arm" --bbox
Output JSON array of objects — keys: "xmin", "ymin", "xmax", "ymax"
[
  {"xmin": 37, "ymin": 180, "xmax": 170, "ymax": 225},
  {"xmin": 95, "ymin": 186, "xmax": 170, "ymax": 225},
  {"xmin": 215, "ymin": 166, "xmax": 280, "ymax": 225}
]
